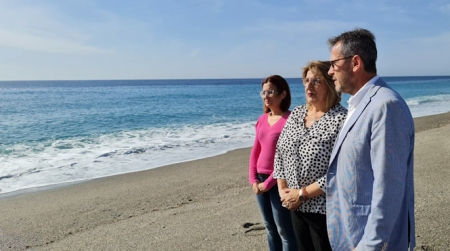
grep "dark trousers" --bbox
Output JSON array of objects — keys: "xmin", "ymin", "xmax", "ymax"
[{"xmin": 290, "ymin": 210, "xmax": 332, "ymax": 251}]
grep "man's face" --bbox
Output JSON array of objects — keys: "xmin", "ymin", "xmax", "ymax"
[{"xmin": 328, "ymin": 42, "xmax": 355, "ymax": 95}]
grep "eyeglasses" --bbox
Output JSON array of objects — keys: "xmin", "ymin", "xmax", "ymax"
[
  {"xmin": 260, "ymin": 89, "xmax": 279, "ymax": 97},
  {"xmin": 330, "ymin": 55, "xmax": 354, "ymax": 70},
  {"xmin": 302, "ymin": 78, "xmax": 321, "ymax": 87}
]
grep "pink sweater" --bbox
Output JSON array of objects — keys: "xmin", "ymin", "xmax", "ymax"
[{"xmin": 249, "ymin": 111, "xmax": 290, "ymax": 190}]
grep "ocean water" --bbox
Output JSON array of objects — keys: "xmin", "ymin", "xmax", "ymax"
[{"xmin": 1, "ymin": 76, "xmax": 450, "ymax": 194}]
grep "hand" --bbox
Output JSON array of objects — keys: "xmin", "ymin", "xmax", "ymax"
[
  {"xmin": 284, "ymin": 188, "xmax": 301, "ymax": 203},
  {"xmin": 252, "ymin": 182, "xmax": 263, "ymax": 195},
  {"xmin": 283, "ymin": 199, "xmax": 301, "ymax": 211},
  {"xmin": 258, "ymin": 183, "xmax": 267, "ymax": 193},
  {"xmin": 279, "ymin": 187, "xmax": 290, "ymax": 202},
  {"xmin": 280, "ymin": 188, "xmax": 301, "ymax": 211}
]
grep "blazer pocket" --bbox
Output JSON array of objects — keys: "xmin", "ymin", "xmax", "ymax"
[{"xmin": 352, "ymin": 204, "xmax": 371, "ymax": 216}]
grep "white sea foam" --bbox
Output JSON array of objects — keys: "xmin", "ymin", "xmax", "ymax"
[
  {"xmin": 406, "ymin": 94, "xmax": 450, "ymax": 117},
  {"xmin": 0, "ymin": 121, "xmax": 255, "ymax": 194},
  {"xmin": 406, "ymin": 94, "xmax": 450, "ymax": 106}
]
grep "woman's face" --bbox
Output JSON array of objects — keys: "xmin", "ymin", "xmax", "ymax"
[
  {"xmin": 261, "ymin": 82, "xmax": 285, "ymax": 110},
  {"xmin": 304, "ymin": 70, "xmax": 328, "ymax": 107}
]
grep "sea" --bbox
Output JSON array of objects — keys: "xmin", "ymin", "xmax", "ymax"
[{"xmin": 1, "ymin": 76, "xmax": 450, "ymax": 195}]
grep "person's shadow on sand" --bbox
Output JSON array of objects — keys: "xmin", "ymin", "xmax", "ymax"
[{"xmin": 243, "ymin": 222, "xmax": 265, "ymax": 233}]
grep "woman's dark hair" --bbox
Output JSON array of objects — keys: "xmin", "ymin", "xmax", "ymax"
[{"xmin": 261, "ymin": 75, "xmax": 291, "ymax": 113}]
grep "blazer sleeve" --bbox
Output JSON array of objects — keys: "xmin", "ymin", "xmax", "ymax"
[{"xmin": 357, "ymin": 99, "xmax": 414, "ymax": 250}]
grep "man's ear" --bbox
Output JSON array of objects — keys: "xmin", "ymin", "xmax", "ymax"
[{"xmin": 352, "ymin": 55, "xmax": 363, "ymax": 72}]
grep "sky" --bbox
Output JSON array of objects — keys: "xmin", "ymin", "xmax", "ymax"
[{"xmin": 0, "ymin": 0, "xmax": 449, "ymax": 81}]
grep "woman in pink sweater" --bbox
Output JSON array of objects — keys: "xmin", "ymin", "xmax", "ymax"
[{"xmin": 249, "ymin": 75, "xmax": 298, "ymax": 251}]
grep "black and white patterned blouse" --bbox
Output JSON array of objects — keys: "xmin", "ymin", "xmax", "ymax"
[{"xmin": 273, "ymin": 104, "xmax": 347, "ymax": 214}]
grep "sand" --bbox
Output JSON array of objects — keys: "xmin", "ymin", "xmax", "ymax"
[{"xmin": 0, "ymin": 113, "xmax": 449, "ymax": 251}]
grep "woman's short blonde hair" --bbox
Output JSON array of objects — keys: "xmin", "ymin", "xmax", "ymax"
[{"xmin": 302, "ymin": 61, "xmax": 341, "ymax": 111}]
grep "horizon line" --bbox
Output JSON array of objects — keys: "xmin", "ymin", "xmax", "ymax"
[{"xmin": 1, "ymin": 75, "xmax": 450, "ymax": 82}]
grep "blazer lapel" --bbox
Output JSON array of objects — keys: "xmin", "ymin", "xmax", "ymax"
[{"xmin": 329, "ymin": 80, "xmax": 386, "ymax": 165}]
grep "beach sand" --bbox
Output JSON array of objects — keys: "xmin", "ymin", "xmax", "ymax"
[{"xmin": 0, "ymin": 113, "xmax": 449, "ymax": 251}]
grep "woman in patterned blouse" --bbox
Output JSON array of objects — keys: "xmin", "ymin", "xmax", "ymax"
[
  {"xmin": 249, "ymin": 75, "xmax": 298, "ymax": 251},
  {"xmin": 273, "ymin": 61, "xmax": 347, "ymax": 251}
]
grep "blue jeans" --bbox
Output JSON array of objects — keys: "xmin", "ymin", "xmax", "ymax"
[{"xmin": 256, "ymin": 174, "xmax": 298, "ymax": 251}]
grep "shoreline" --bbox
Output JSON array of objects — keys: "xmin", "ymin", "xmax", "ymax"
[
  {"xmin": 0, "ymin": 147, "xmax": 249, "ymax": 200},
  {"xmin": 0, "ymin": 112, "xmax": 449, "ymax": 250},
  {"xmin": 413, "ymin": 112, "xmax": 450, "ymax": 132},
  {"xmin": 1, "ymin": 111, "xmax": 449, "ymax": 199}
]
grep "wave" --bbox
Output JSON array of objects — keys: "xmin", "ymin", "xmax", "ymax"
[
  {"xmin": 0, "ymin": 121, "xmax": 256, "ymax": 194},
  {"xmin": 406, "ymin": 94, "xmax": 450, "ymax": 106}
]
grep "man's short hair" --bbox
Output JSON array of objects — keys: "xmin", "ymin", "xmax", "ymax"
[{"xmin": 328, "ymin": 28, "xmax": 377, "ymax": 74}]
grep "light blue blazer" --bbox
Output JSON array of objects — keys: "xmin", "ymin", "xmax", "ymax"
[{"xmin": 326, "ymin": 78, "xmax": 415, "ymax": 251}]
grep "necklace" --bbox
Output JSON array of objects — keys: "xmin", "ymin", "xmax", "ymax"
[
  {"xmin": 308, "ymin": 113, "xmax": 322, "ymax": 126},
  {"xmin": 269, "ymin": 111, "xmax": 284, "ymax": 116}
]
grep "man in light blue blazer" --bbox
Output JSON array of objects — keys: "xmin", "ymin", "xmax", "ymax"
[{"xmin": 325, "ymin": 28, "xmax": 415, "ymax": 251}]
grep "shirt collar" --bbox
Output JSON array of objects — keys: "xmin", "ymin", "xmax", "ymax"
[{"xmin": 347, "ymin": 75, "xmax": 380, "ymax": 111}]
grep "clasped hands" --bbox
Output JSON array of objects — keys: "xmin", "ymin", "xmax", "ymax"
[
  {"xmin": 280, "ymin": 188, "xmax": 302, "ymax": 211},
  {"xmin": 252, "ymin": 182, "xmax": 267, "ymax": 195}
]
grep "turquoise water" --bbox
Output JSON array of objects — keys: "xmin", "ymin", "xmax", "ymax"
[{"xmin": 1, "ymin": 76, "xmax": 449, "ymax": 194}]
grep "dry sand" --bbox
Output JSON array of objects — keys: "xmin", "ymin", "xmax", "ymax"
[{"xmin": 0, "ymin": 113, "xmax": 449, "ymax": 251}]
